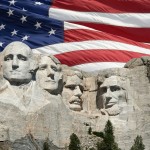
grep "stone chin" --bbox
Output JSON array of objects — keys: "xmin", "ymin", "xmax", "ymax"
[
  {"xmin": 69, "ymin": 103, "xmax": 82, "ymax": 111},
  {"xmin": 3, "ymin": 73, "xmax": 32, "ymax": 84},
  {"xmin": 40, "ymin": 82, "xmax": 58, "ymax": 91},
  {"xmin": 105, "ymin": 104, "xmax": 121, "ymax": 116}
]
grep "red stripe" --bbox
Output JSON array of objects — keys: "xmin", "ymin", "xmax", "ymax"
[
  {"xmin": 55, "ymin": 50, "xmax": 150, "ymax": 66},
  {"xmin": 68, "ymin": 22, "xmax": 150, "ymax": 43},
  {"xmin": 52, "ymin": 0, "xmax": 150, "ymax": 13},
  {"xmin": 65, "ymin": 29, "xmax": 150, "ymax": 49}
]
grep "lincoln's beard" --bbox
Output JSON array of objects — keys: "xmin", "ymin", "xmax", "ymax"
[{"xmin": 105, "ymin": 104, "xmax": 121, "ymax": 116}]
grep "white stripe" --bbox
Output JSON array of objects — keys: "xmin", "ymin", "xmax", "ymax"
[
  {"xmin": 73, "ymin": 62, "xmax": 125, "ymax": 72},
  {"xmin": 64, "ymin": 22, "xmax": 95, "ymax": 30},
  {"xmin": 49, "ymin": 8, "xmax": 150, "ymax": 28},
  {"xmin": 33, "ymin": 40, "xmax": 150, "ymax": 55},
  {"xmin": 32, "ymin": 49, "xmax": 125, "ymax": 71}
]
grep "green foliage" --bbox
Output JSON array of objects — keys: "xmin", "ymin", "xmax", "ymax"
[
  {"xmin": 96, "ymin": 120, "xmax": 121, "ymax": 150},
  {"xmin": 89, "ymin": 147, "xmax": 96, "ymax": 150},
  {"xmin": 104, "ymin": 120, "xmax": 114, "ymax": 137},
  {"xmin": 92, "ymin": 131, "xmax": 104, "ymax": 138},
  {"xmin": 43, "ymin": 140, "xmax": 49, "ymax": 150},
  {"xmin": 69, "ymin": 133, "xmax": 81, "ymax": 150},
  {"xmin": 130, "ymin": 135, "xmax": 145, "ymax": 150},
  {"xmin": 88, "ymin": 127, "xmax": 92, "ymax": 135}
]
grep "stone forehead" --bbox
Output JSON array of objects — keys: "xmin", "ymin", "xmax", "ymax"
[
  {"xmin": 3, "ymin": 41, "xmax": 32, "ymax": 55},
  {"xmin": 40, "ymin": 56, "xmax": 56, "ymax": 64},
  {"xmin": 40, "ymin": 55, "xmax": 61, "ymax": 65},
  {"xmin": 65, "ymin": 74, "xmax": 83, "ymax": 86},
  {"xmin": 101, "ymin": 76, "xmax": 126, "ymax": 88},
  {"xmin": 65, "ymin": 70, "xmax": 83, "ymax": 79},
  {"xmin": 39, "ymin": 55, "xmax": 62, "ymax": 71}
]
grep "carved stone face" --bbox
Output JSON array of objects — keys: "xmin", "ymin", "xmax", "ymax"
[
  {"xmin": 36, "ymin": 56, "xmax": 62, "ymax": 94},
  {"xmin": 2, "ymin": 42, "xmax": 32, "ymax": 84},
  {"xmin": 100, "ymin": 76, "xmax": 126, "ymax": 116},
  {"xmin": 63, "ymin": 72, "xmax": 83, "ymax": 111}
]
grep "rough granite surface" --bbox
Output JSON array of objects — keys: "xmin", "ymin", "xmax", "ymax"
[{"xmin": 0, "ymin": 42, "xmax": 150, "ymax": 150}]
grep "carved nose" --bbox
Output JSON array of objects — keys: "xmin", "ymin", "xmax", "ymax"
[
  {"xmin": 105, "ymin": 90, "xmax": 112, "ymax": 102},
  {"xmin": 12, "ymin": 56, "xmax": 19, "ymax": 70},
  {"xmin": 47, "ymin": 68, "xmax": 54, "ymax": 79},
  {"xmin": 74, "ymin": 86, "xmax": 82, "ymax": 97},
  {"xmin": 104, "ymin": 96, "xmax": 112, "ymax": 108},
  {"xmin": 105, "ymin": 96, "xmax": 112, "ymax": 102}
]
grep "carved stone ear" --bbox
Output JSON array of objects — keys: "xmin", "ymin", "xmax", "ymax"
[
  {"xmin": 59, "ymin": 72, "xmax": 63, "ymax": 80},
  {"xmin": 30, "ymin": 60, "xmax": 38, "ymax": 73},
  {"xmin": 29, "ymin": 53, "xmax": 40, "ymax": 73},
  {"xmin": 125, "ymin": 90, "xmax": 128, "ymax": 103}
]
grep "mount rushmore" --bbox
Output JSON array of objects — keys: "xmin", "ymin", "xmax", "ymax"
[{"xmin": 0, "ymin": 41, "xmax": 149, "ymax": 149}]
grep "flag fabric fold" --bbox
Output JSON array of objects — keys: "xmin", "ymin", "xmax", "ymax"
[{"xmin": 1, "ymin": 0, "xmax": 150, "ymax": 72}]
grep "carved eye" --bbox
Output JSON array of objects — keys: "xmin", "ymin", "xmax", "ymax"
[
  {"xmin": 39, "ymin": 67, "xmax": 46, "ymax": 70},
  {"xmin": 79, "ymin": 85, "xmax": 84, "ymax": 92},
  {"xmin": 4, "ymin": 55, "xmax": 13, "ymax": 61},
  {"xmin": 39, "ymin": 64, "xmax": 47, "ymax": 70},
  {"xmin": 5, "ymin": 57, "xmax": 11, "ymax": 61},
  {"xmin": 101, "ymin": 87, "xmax": 107, "ymax": 93},
  {"xmin": 110, "ymin": 85, "xmax": 121, "ymax": 92},
  {"xmin": 51, "ymin": 66, "xmax": 57, "ymax": 71},
  {"xmin": 67, "ymin": 86, "xmax": 75, "ymax": 90},
  {"xmin": 18, "ymin": 54, "xmax": 27, "ymax": 61}
]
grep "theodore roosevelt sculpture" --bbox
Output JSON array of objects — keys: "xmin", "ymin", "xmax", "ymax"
[{"xmin": 62, "ymin": 70, "xmax": 83, "ymax": 111}]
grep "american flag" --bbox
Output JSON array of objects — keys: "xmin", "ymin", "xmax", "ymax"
[{"xmin": 1, "ymin": 0, "xmax": 150, "ymax": 72}]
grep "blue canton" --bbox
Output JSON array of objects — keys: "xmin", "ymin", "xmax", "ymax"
[{"xmin": 0, "ymin": 0, "xmax": 64, "ymax": 51}]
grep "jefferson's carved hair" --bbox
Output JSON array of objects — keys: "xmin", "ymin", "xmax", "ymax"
[{"xmin": 39, "ymin": 54, "xmax": 62, "ymax": 72}]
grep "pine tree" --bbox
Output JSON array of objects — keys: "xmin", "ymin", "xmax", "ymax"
[
  {"xmin": 94, "ymin": 120, "xmax": 121, "ymax": 150},
  {"xmin": 43, "ymin": 138, "xmax": 50, "ymax": 150},
  {"xmin": 69, "ymin": 133, "xmax": 81, "ymax": 150},
  {"xmin": 88, "ymin": 127, "xmax": 92, "ymax": 135},
  {"xmin": 130, "ymin": 135, "xmax": 145, "ymax": 150}
]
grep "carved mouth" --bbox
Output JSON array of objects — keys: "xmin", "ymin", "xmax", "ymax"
[
  {"xmin": 45, "ymin": 79, "xmax": 55, "ymax": 83},
  {"xmin": 105, "ymin": 101, "xmax": 117, "ymax": 109},
  {"xmin": 10, "ymin": 70, "xmax": 20, "ymax": 72},
  {"xmin": 70, "ymin": 99, "xmax": 81, "ymax": 105},
  {"xmin": 105, "ymin": 98, "xmax": 117, "ymax": 106},
  {"xmin": 10, "ymin": 71, "xmax": 21, "ymax": 74},
  {"xmin": 106, "ymin": 102, "xmax": 116, "ymax": 106}
]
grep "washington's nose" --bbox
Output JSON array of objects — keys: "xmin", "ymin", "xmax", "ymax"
[
  {"xmin": 47, "ymin": 68, "xmax": 54, "ymax": 79},
  {"xmin": 74, "ymin": 86, "xmax": 82, "ymax": 97},
  {"xmin": 12, "ymin": 56, "xmax": 19, "ymax": 70}
]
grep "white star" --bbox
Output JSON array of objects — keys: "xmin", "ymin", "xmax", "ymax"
[
  {"xmin": 0, "ymin": 24, "xmax": 6, "ymax": 30},
  {"xmin": 9, "ymin": 0, "xmax": 17, "ymax": 6},
  {"xmin": 48, "ymin": 28, "xmax": 56, "ymax": 36},
  {"xmin": 35, "ymin": 2, "xmax": 43, "ymax": 5},
  {"xmin": 22, "ymin": 8, "xmax": 27, "ymax": 12},
  {"xmin": 22, "ymin": 35, "xmax": 30, "ymax": 41},
  {"xmin": 7, "ymin": 9, "xmax": 14, "ymax": 17},
  {"xmin": 34, "ymin": 22, "xmax": 42, "ymax": 29},
  {"xmin": 11, "ymin": 29, "xmax": 18, "ymax": 36},
  {"xmin": 0, "ymin": 42, "xmax": 4, "ymax": 47},
  {"xmin": 20, "ymin": 15, "xmax": 27, "ymax": 23}
]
